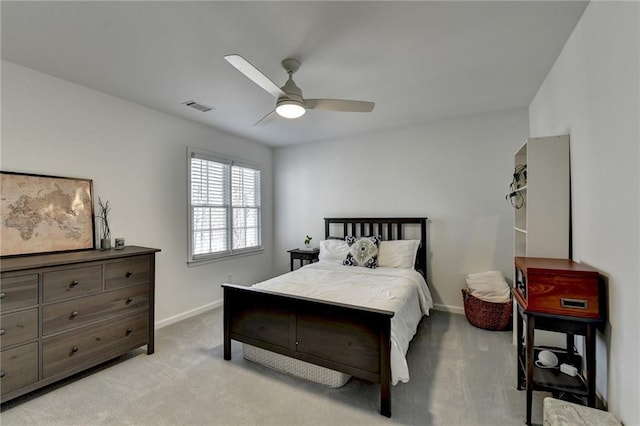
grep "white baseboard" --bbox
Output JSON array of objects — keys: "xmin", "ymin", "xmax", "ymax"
[
  {"xmin": 155, "ymin": 299, "xmax": 223, "ymax": 329},
  {"xmin": 432, "ymin": 303, "xmax": 465, "ymax": 315}
]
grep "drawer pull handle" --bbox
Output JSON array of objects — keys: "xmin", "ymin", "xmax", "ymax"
[
  {"xmin": 126, "ymin": 298, "xmax": 133, "ymax": 305},
  {"xmin": 126, "ymin": 271, "xmax": 133, "ymax": 278},
  {"xmin": 561, "ymin": 298, "xmax": 588, "ymax": 310},
  {"xmin": 70, "ymin": 311, "xmax": 79, "ymax": 318},
  {"xmin": 126, "ymin": 328, "xmax": 133, "ymax": 336},
  {"xmin": 71, "ymin": 346, "xmax": 79, "ymax": 354},
  {"xmin": 0, "ymin": 292, "xmax": 5, "ymax": 299},
  {"xmin": 0, "ymin": 371, "xmax": 5, "ymax": 379},
  {"xmin": 69, "ymin": 280, "xmax": 79, "ymax": 288},
  {"xmin": 0, "ymin": 329, "xmax": 5, "ymax": 336}
]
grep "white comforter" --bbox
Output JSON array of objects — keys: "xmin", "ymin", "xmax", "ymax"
[{"xmin": 252, "ymin": 262, "xmax": 433, "ymax": 385}]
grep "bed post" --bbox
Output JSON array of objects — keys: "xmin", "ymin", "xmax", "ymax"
[
  {"xmin": 380, "ymin": 318, "xmax": 392, "ymax": 417},
  {"xmin": 223, "ymin": 286, "xmax": 231, "ymax": 360},
  {"xmin": 420, "ymin": 217, "xmax": 427, "ymax": 277}
]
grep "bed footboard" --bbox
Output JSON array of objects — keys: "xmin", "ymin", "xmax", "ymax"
[{"xmin": 222, "ymin": 283, "xmax": 394, "ymax": 417}]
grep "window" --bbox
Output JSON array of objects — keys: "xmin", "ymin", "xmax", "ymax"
[{"xmin": 188, "ymin": 148, "xmax": 262, "ymax": 263}]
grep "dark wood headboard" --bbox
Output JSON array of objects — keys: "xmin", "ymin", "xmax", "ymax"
[{"xmin": 324, "ymin": 217, "xmax": 428, "ymax": 277}]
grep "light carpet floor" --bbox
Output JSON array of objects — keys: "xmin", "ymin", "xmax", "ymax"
[{"xmin": 1, "ymin": 309, "xmax": 548, "ymax": 425}]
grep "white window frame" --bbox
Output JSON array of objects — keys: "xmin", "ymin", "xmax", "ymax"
[{"xmin": 187, "ymin": 147, "xmax": 263, "ymax": 265}]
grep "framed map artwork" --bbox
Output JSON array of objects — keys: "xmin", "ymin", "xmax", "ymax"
[{"xmin": 1, "ymin": 172, "xmax": 95, "ymax": 257}]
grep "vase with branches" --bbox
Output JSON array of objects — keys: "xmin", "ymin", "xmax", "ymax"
[{"xmin": 97, "ymin": 197, "xmax": 112, "ymax": 250}]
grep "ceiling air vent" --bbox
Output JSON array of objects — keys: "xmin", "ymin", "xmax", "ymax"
[{"xmin": 182, "ymin": 100, "xmax": 214, "ymax": 112}]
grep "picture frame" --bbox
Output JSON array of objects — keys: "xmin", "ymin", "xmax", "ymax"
[{"xmin": 1, "ymin": 171, "xmax": 96, "ymax": 257}]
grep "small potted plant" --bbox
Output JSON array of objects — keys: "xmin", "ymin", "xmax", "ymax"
[
  {"xmin": 304, "ymin": 235, "xmax": 312, "ymax": 249},
  {"xmin": 97, "ymin": 197, "xmax": 112, "ymax": 250}
]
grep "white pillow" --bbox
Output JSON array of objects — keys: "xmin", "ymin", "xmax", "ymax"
[
  {"xmin": 318, "ymin": 239, "xmax": 350, "ymax": 264},
  {"xmin": 377, "ymin": 240, "xmax": 420, "ymax": 269}
]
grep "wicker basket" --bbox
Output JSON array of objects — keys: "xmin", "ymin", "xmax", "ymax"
[{"xmin": 461, "ymin": 288, "xmax": 512, "ymax": 331}]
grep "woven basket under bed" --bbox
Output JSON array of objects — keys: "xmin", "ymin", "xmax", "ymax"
[{"xmin": 461, "ymin": 288, "xmax": 512, "ymax": 331}]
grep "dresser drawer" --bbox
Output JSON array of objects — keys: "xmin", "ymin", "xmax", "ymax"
[
  {"xmin": 105, "ymin": 256, "xmax": 150, "ymax": 290},
  {"xmin": 1, "ymin": 342, "xmax": 39, "ymax": 395},
  {"xmin": 1, "ymin": 309, "xmax": 38, "ymax": 347},
  {"xmin": 42, "ymin": 310, "xmax": 148, "ymax": 378},
  {"xmin": 43, "ymin": 265, "xmax": 102, "ymax": 302},
  {"xmin": 43, "ymin": 285, "xmax": 149, "ymax": 336},
  {"xmin": 0, "ymin": 274, "xmax": 38, "ymax": 312}
]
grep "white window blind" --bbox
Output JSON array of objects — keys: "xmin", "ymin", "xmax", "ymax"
[{"xmin": 189, "ymin": 150, "xmax": 262, "ymax": 262}]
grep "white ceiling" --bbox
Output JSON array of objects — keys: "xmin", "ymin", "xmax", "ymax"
[{"xmin": 1, "ymin": 1, "xmax": 588, "ymax": 147}]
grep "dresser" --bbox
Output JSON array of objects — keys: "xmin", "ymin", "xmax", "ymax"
[{"xmin": 0, "ymin": 246, "xmax": 160, "ymax": 403}]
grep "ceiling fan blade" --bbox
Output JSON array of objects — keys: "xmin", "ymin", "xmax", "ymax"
[
  {"xmin": 305, "ymin": 99, "xmax": 375, "ymax": 113},
  {"xmin": 224, "ymin": 54, "xmax": 286, "ymax": 98},
  {"xmin": 253, "ymin": 110, "xmax": 278, "ymax": 127}
]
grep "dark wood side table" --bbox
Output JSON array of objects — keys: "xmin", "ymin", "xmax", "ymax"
[
  {"xmin": 514, "ymin": 302, "xmax": 603, "ymax": 425},
  {"xmin": 288, "ymin": 248, "xmax": 319, "ymax": 271},
  {"xmin": 512, "ymin": 257, "xmax": 605, "ymax": 426}
]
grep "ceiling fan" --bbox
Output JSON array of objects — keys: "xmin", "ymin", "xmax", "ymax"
[{"xmin": 224, "ymin": 54, "xmax": 375, "ymax": 126}]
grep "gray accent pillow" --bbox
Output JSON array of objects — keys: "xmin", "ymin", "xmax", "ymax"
[{"xmin": 343, "ymin": 236, "xmax": 380, "ymax": 269}]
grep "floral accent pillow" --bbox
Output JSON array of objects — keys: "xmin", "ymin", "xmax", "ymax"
[{"xmin": 343, "ymin": 236, "xmax": 380, "ymax": 269}]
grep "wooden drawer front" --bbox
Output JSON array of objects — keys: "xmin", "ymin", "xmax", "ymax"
[
  {"xmin": 43, "ymin": 285, "xmax": 149, "ymax": 336},
  {"xmin": 528, "ymin": 272, "xmax": 600, "ymax": 319},
  {"xmin": 43, "ymin": 265, "xmax": 102, "ymax": 302},
  {"xmin": 0, "ymin": 274, "xmax": 38, "ymax": 312},
  {"xmin": 1, "ymin": 342, "xmax": 39, "ymax": 395},
  {"xmin": 105, "ymin": 257, "xmax": 150, "ymax": 290},
  {"xmin": 42, "ymin": 311, "xmax": 148, "ymax": 378},
  {"xmin": 1, "ymin": 309, "xmax": 38, "ymax": 348}
]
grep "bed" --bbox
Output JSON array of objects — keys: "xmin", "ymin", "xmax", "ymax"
[{"xmin": 223, "ymin": 217, "xmax": 432, "ymax": 417}]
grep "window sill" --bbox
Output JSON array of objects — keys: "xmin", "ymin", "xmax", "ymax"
[{"xmin": 187, "ymin": 248, "xmax": 264, "ymax": 267}]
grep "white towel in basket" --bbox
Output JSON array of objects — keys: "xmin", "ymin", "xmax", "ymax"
[{"xmin": 465, "ymin": 271, "xmax": 510, "ymax": 303}]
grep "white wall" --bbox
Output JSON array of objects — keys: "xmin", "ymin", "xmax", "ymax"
[
  {"xmin": 273, "ymin": 109, "xmax": 528, "ymax": 312},
  {"xmin": 1, "ymin": 60, "xmax": 274, "ymax": 327},
  {"xmin": 529, "ymin": 2, "xmax": 639, "ymax": 423}
]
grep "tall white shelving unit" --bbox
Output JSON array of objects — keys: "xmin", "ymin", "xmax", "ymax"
[
  {"xmin": 512, "ymin": 135, "xmax": 570, "ymax": 347},
  {"xmin": 513, "ymin": 135, "xmax": 570, "ymax": 259}
]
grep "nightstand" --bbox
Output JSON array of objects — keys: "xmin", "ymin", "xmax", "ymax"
[
  {"xmin": 512, "ymin": 257, "xmax": 606, "ymax": 426},
  {"xmin": 288, "ymin": 248, "xmax": 319, "ymax": 271}
]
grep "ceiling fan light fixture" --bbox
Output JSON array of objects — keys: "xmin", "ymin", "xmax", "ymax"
[
  {"xmin": 276, "ymin": 99, "xmax": 306, "ymax": 119},
  {"xmin": 225, "ymin": 54, "xmax": 375, "ymax": 126}
]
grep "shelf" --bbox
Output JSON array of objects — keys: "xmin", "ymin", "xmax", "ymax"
[
  {"xmin": 516, "ymin": 361, "xmax": 586, "ymax": 396},
  {"xmin": 533, "ymin": 366, "xmax": 587, "ymax": 396},
  {"xmin": 512, "ymin": 135, "xmax": 570, "ymax": 265},
  {"xmin": 511, "ymin": 134, "xmax": 578, "ymax": 426}
]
